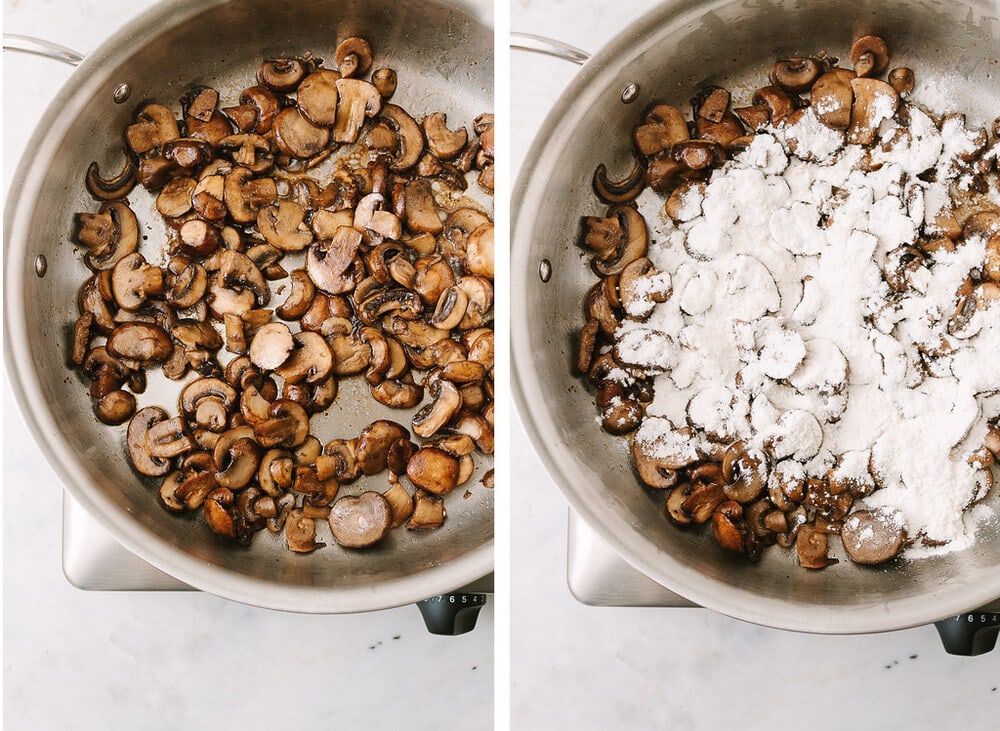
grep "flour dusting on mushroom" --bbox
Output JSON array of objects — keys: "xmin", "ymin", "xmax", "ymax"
[{"xmin": 577, "ymin": 36, "xmax": 1000, "ymax": 567}]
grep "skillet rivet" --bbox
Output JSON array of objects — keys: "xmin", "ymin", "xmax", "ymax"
[
  {"xmin": 538, "ymin": 259, "xmax": 552, "ymax": 283},
  {"xmin": 113, "ymin": 83, "xmax": 131, "ymax": 104},
  {"xmin": 621, "ymin": 83, "xmax": 639, "ymax": 104},
  {"xmin": 34, "ymin": 255, "xmax": 47, "ymax": 277}
]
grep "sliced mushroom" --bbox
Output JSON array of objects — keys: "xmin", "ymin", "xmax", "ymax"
[
  {"xmin": 850, "ymin": 35, "xmax": 890, "ymax": 78},
  {"xmin": 111, "ymin": 253, "xmax": 164, "ymax": 311},
  {"xmin": 405, "ymin": 446, "xmax": 459, "ymax": 495},
  {"xmin": 218, "ymin": 133, "xmax": 273, "ymax": 173},
  {"xmin": 74, "ymin": 201, "xmax": 139, "ymax": 271},
  {"xmin": 257, "ymin": 200, "xmax": 313, "ymax": 252},
  {"xmin": 888, "ymin": 67, "xmax": 915, "ymax": 95},
  {"xmin": 422, "ymin": 112, "xmax": 468, "ymax": 160},
  {"xmin": 406, "ymin": 490, "xmax": 446, "ymax": 529},
  {"xmin": 380, "ymin": 104, "xmax": 425, "ymax": 171},
  {"xmin": 296, "ymin": 69, "xmax": 341, "ymax": 127},
  {"xmin": 239, "ymin": 86, "xmax": 280, "ymax": 134},
  {"xmin": 356, "ymin": 420, "xmax": 410, "ymax": 475},
  {"xmin": 327, "ymin": 492, "xmax": 392, "ymax": 548},
  {"xmin": 307, "ymin": 226, "xmax": 364, "ymax": 295},
  {"xmin": 847, "ymin": 78, "xmax": 899, "ymax": 146},
  {"xmin": 811, "ymin": 69, "xmax": 855, "ymax": 130},
  {"xmin": 630, "ymin": 437, "xmax": 679, "ymax": 489},
  {"xmin": 277, "ymin": 269, "xmax": 316, "ymax": 320},
  {"xmin": 125, "ymin": 103, "xmax": 180, "ymax": 154},
  {"xmin": 106, "ymin": 322, "xmax": 172, "ymax": 363},
  {"xmin": 96, "ymin": 390, "xmax": 137, "ymax": 425},
  {"xmin": 796, "ymin": 524, "xmax": 838, "ymax": 569},
  {"xmin": 285, "ymin": 509, "xmax": 323, "ymax": 552},
  {"xmin": 86, "ymin": 155, "xmax": 137, "ymax": 201},
  {"xmin": 633, "ymin": 103, "xmax": 689, "ymax": 156},
  {"xmin": 258, "ymin": 57, "xmax": 309, "ymax": 92},
  {"xmin": 214, "ymin": 431, "xmax": 261, "ymax": 490},
  {"xmin": 274, "ymin": 331, "xmax": 334, "ymax": 384},
  {"xmin": 412, "ymin": 379, "xmax": 462, "ymax": 438},
  {"xmin": 592, "ymin": 159, "xmax": 647, "ymax": 204},
  {"xmin": 383, "ymin": 481, "xmax": 414, "ymax": 527},
  {"xmin": 248, "ymin": 322, "xmax": 294, "ymax": 371},
  {"xmin": 127, "ymin": 406, "xmax": 172, "ymax": 476},
  {"xmin": 770, "ymin": 57, "xmax": 824, "ymax": 93},
  {"xmin": 224, "ymin": 168, "xmax": 278, "ymax": 224},
  {"xmin": 217, "ymin": 249, "xmax": 270, "ymax": 306},
  {"xmin": 371, "ymin": 67, "xmax": 397, "ymax": 98},
  {"xmin": 335, "ymin": 37, "xmax": 373, "ymax": 78},
  {"xmin": 465, "ymin": 223, "xmax": 494, "ymax": 279},
  {"xmin": 841, "ymin": 509, "xmax": 907, "ymax": 564},
  {"xmin": 273, "ymin": 108, "xmax": 330, "ymax": 159},
  {"xmin": 403, "ymin": 178, "xmax": 443, "ymax": 235},
  {"xmin": 332, "ymin": 78, "xmax": 382, "ymax": 144}
]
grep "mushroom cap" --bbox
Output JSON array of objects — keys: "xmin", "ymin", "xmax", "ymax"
[
  {"xmin": 406, "ymin": 446, "xmax": 460, "ymax": 494},
  {"xmin": 249, "ymin": 322, "xmax": 295, "ymax": 371},
  {"xmin": 297, "ymin": 69, "xmax": 341, "ymax": 127},
  {"xmin": 332, "ymin": 79, "xmax": 382, "ymax": 144},
  {"xmin": 127, "ymin": 406, "xmax": 172, "ymax": 476},
  {"xmin": 335, "ymin": 37, "xmax": 373, "ymax": 78},
  {"xmin": 380, "ymin": 103, "xmax": 425, "ymax": 171},
  {"xmin": 307, "ymin": 226, "xmax": 364, "ymax": 294},
  {"xmin": 328, "ymin": 492, "xmax": 392, "ymax": 548}
]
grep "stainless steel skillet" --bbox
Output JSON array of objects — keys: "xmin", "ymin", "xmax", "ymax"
[
  {"xmin": 4, "ymin": 0, "xmax": 494, "ymax": 614},
  {"xmin": 512, "ymin": 0, "xmax": 1000, "ymax": 633}
]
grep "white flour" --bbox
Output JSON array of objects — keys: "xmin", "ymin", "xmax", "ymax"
[{"xmin": 617, "ymin": 90, "xmax": 999, "ymax": 556}]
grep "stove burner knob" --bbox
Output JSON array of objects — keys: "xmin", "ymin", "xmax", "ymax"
[
  {"xmin": 417, "ymin": 593, "xmax": 487, "ymax": 635},
  {"xmin": 934, "ymin": 611, "xmax": 1000, "ymax": 656}
]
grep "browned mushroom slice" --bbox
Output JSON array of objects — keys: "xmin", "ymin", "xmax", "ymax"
[
  {"xmin": 422, "ymin": 112, "xmax": 468, "ymax": 160},
  {"xmin": 125, "ymin": 103, "xmax": 180, "ymax": 154},
  {"xmin": 275, "ymin": 332, "xmax": 335, "ymax": 385},
  {"xmin": 273, "ymin": 108, "xmax": 330, "ymax": 158},
  {"xmin": 217, "ymin": 134, "xmax": 273, "ymax": 173},
  {"xmin": 888, "ymin": 67, "xmax": 915, "ymax": 95},
  {"xmin": 296, "ymin": 69, "xmax": 341, "ymax": 127},
  {"xmin": 111, "ymin": 253, "xmax": 164, "ymax": 311},
  {"xmin": 155, "ymin": 177, "xmax": 197, "ymax": 219},
  {"xmin": 214, "ymin": 431, "xmax": 261, "ymax": 490},
  {"xmin": 147, "ymin": 416, "xmax": 194, "ymax": 459},
  {"xmin": 769, "ymin": 57, "xmax": 824, "ymax": 93},
  {"xmin": 841, "ymin": 509, "xmax": 907, "ymax": 564},
  {"xmin": 203, "ymin": 487, "xmax": 236, "ymax": 539},
  {"xmin": 277, "ymin": 270, "xmax": 316, "ymax": 321},
  {"xmin": 96, "ymin": 389, "xmax": 137, "ymax": 425},
  {"xmin": 412, "ymin": 379, "xmax": 462, "ymax": 438},
  {"xmin": 335, "ymin": 37, "xmax": 373, "ymax": 78},
  {"xmin": 712, "ymin": 501, "xmax": 747, "ymax": 554},
  {"xmin": 73, "ymin": 200, "xmax": 139, "ymax": 271},
  {"xmin": 847, "ymin": 78, "xmax": 899, "ymax": 146},
  {"xmin": 811, "ymin": 69, "xmax": 855, "ymax": 130},
  {"xmin": 224, "ymin": 167, "xmax": 278, "ymax": 224},
  {"xmin": 85, "ymin": 155, "xmax": 137, "ymax": 201},
  {"xmin": 355, "ymin": 420, "xmax": 410, "ymax": 475},
  {"xmin": 254, "ymin": 399, "xmax": 310, "ymax": 449},
  {"xmin": 191, "ymin": 174, "xmax": 227, "ymax": 221},
  {"xmin": 592, "ymin": 205, "xmax": 648, "ymax": 277},
  {"xmin": 592, "ymin": 159, "xmax": 647, "ymax": 204},
  {"xmin": 163, "ymin": 138, "xmax": 213, "ymax": 170},
  {"xmin": 406, "ymin": 446, "xmax": 460, "ymax": 495},
  {"xmin": 383, "ymin": 481, "xmax": 414, "ymax": 527},
  {"xmin": 403, "ymin": 179, "xmax": 443, "ymax": 235},
  {"xmin": 249, "ymin": 322, "xmax": 294, "ymax": 370},
  {"xmin": 307, "ymin": 226, "xmax": 364, "ymax": 294},
  {"xmin": 406, "ymin": 490, "xmax": 446, "ymax": 529},
  {"xmin": 236, "ymin": 86, "xmax": 278, "ymax": 134},
  {"xmin": 630, "ymin": 437, "xmax": 679, "ymax": 489},
  {"xmin": 850, "ymin": 35, "xmax": 890, "ymax": 78},
  {"xmin": 257, "ymin": 200, "xmax": 312, "ymax": 252},
  {"xmin": 106, "ymin": 322, "xmax": 172, "ymax": 363},
  {"xmin": 218, "ymin": 249, "xmax": 270, "ymax": 306},
  {"xmin": 328, "ymin": 491, "xmax": 392, "ymax": 548},
  {"xmin": 353, "ymin": 193, "xmax": 403, "ymax": 240},
  {"xmin": 633, "ymin": 103, "xmax": 689, "ymax": 156},
  {"xmin": 258, "ymin": 57, "xmax": 309, "ymax": 92},
  {"xmin": 285, "ymin": 509, "xmax": 323, "ymax": 552},
  {"xmin": 721, "ymin": 444, "xmax": 770, "ymax": 504},
  {"xmin": 381, "ymin": 103, "xmax": 425, "ymax": 171},
  {"xmin": 127, "ymin": 406, "xmax": 172, "ymax": 476},
  {"xmin": 796, "ymin": 524, "xmax": 838, "ymax": 569},
  {"xmin": 465, "ymin": 223, "xmax": 494, "ymax": 279},
  {"xmin": 371, "ymin": 67, "xmax": 397, "ymax": 98},
  {"xmin": 752, "ymin": 85, "xmax": 796, "ymax": 126},
  {"xmin": 332, "ymin": 78, "xmax": 382, "ymax": 144}
]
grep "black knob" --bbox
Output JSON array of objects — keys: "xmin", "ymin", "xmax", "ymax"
[
  {"xmin": 934, "ymin": 611, "xmax": 1000, "ymax": 656},
  {"xmin": 417, "ymin": 593, "xmax": 487, "ymax": 635}
]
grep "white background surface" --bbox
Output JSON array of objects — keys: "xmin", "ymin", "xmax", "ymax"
[
  {"xmin": 509, "ymin": 0, "xmax": 999, "ymax": 728},
  {"xmin": 2, "ymin": 1, "xmax": 492, "ymax": 728}
]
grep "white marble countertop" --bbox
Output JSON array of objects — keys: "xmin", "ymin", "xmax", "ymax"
[
  {"xmin": 2, "ymin": 1, "xmax": 492, "ymax": 728},
  {"xmin": 509, "ymin": 1, "xmax": 999, "ymax": 728}
]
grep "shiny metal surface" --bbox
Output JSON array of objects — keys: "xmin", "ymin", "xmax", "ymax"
[
  {"xmin": 3, "ymin": 34, "xmax": 84, "ymax": 66},
  {"xmin": 5, "ymin": 0, "xmax": 493, "ymax": 613},
  {"xmin": 509, "ymin": 33, "xmax": 590, "ymax": 65},
  {"xmin": 513, "ymin": 0, "xmax": 1000, "ymax": 633}
]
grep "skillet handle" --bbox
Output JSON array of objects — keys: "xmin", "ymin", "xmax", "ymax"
[
  {"xmin": 417, "ymin": 592, "xmax": 488, "ymax": 635},
  {"xmin": 510, "ymin": 32, "xmax": 589, "ymax": 65},
  {"xmin": 3, "ymin": 34, "xmax": 83, "ymax": 66},
  {"xmin": 934, "ymin": 610, "xmax": 1000, "ymax": 656}
]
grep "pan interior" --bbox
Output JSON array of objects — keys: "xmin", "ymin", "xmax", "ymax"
[
  {"xmin": 5, "ymin": 0, "xmax": 493, "ymax": 612},
  {"xmin": 512, "ymin": 0, "xmax": 1000, "ymax": 632}
]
